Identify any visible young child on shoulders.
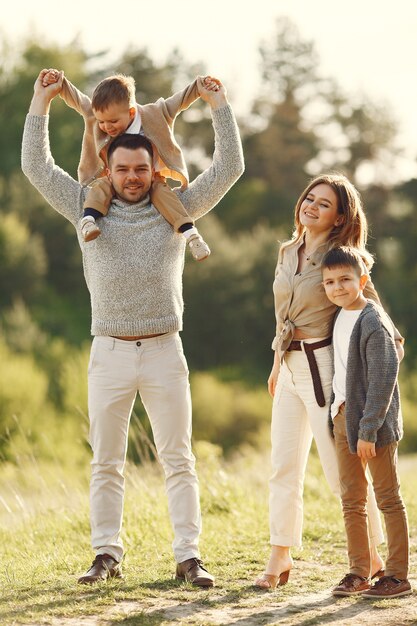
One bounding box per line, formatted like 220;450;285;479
41;68;220;261
321;245;411;599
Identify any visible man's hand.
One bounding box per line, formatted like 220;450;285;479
41;68;61;87
357;438;376;460
29;69;64;115
198;76;228;110
203;75;221;91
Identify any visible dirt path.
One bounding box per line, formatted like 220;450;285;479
47;573;417;626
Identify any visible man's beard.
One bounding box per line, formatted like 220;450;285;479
115;185;149;204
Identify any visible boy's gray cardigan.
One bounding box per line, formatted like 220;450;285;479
329;300;403;453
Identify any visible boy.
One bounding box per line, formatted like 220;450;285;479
42;69;218;260
321;246;411;599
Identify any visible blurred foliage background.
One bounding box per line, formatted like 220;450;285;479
1;16;417;466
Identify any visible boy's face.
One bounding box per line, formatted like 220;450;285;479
93;102;136;137
322;265;368;310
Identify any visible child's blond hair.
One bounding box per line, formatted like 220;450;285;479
91;74;136;111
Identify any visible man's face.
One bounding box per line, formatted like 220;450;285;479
107;147;154;204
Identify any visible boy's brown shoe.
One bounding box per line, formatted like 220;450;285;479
332;573;370;596
362;576;412;598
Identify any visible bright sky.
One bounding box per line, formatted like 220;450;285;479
3;0;417;179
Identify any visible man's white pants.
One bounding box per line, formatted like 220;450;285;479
87;333;201;563
269;342;384;548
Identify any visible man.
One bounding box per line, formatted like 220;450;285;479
22;70;244;587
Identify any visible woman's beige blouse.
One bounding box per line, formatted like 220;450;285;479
272;237;385;359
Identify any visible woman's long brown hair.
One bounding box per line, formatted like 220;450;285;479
286;173;374;268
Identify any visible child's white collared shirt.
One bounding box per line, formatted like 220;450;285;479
125;106;143;135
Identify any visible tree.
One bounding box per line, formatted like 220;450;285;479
0;213;46;307
310;81;400;185
182;215;282;377
0;36;88;188
368;179;417;365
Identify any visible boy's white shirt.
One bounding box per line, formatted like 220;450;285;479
126;106;142;134
126;105;164;174
331;308;363;419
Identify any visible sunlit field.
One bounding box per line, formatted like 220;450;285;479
1;434;416;625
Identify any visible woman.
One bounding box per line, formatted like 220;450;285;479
255;174;404;589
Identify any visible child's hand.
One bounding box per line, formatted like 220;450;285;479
41;68;62;88
203;75;221;92
34;69;64;100
357;439;376;460
198;76;227;110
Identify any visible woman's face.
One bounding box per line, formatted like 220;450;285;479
299;183;342;234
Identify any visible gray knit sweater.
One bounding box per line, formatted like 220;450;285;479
22;105;244;336
329;300;403;453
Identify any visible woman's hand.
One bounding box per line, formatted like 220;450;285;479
267;352;281;398
395;338;405;363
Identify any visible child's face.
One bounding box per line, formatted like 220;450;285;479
322;264;368;310
93;103;135;137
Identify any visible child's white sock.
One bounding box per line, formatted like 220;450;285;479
182;227;199;239
81;215;96;226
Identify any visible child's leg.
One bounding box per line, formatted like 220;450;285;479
151;175;193;232
81;178;113;242
333;408;370;578
368;444;409;580
151;176;210;261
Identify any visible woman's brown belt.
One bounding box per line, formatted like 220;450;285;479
286;337;332;407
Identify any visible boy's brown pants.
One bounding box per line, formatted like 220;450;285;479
83;174;193;231
333;406;409;579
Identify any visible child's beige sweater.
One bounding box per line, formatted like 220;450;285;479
60;76;201;188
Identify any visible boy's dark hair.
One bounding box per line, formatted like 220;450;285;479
107;134;154;164
321;246;367;276
92;74;136;111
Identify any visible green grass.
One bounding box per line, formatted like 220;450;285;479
0;443;416;625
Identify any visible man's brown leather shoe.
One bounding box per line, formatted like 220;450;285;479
175;557;215;588
77;553;122;585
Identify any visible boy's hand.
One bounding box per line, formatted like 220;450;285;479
203;75;221;92
41;68;61;88
198;76;227;110
30;69;64;114
35;69;64;97
357;439;376;460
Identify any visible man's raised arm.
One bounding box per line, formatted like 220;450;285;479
21;70;85;227
176;80;244;220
